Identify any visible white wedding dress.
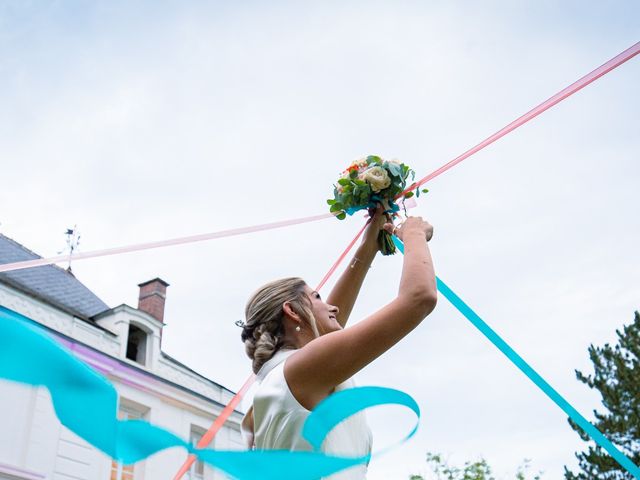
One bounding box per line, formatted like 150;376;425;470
246;349;373;480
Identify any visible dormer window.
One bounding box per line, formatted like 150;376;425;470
126;323;148;365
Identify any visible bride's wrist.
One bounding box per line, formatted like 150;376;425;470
356;243;377;261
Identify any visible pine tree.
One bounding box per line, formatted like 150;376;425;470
564;311;640;479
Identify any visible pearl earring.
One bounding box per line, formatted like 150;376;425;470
295;325;301;332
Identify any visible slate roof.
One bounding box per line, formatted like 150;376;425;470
0;234;239;405
0;234;110;320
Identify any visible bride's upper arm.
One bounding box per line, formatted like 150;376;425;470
284;294;435;409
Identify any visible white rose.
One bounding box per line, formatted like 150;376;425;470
361;166;391;192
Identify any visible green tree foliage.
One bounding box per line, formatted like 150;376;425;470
564;311;640;479
410;452;542;480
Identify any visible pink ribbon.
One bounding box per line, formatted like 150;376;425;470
400;41;640;197
172;374;257;480
0;213;334;273
2;43;638;276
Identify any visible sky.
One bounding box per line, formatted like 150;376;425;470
1;1;639;478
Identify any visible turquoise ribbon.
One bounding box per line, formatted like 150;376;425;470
0;306;419;479
303;386;420;452
392;236;640;479
345;195;401;216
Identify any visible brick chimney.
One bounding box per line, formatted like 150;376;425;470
138;278;169;323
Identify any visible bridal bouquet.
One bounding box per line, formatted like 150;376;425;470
327;155;427;255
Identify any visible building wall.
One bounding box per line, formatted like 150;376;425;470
0;283;244;480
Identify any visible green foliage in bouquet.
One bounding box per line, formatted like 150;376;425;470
327;155;428;255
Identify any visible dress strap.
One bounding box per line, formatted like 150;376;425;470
256;348;297;382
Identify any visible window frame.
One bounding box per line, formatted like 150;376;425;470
110;401;149;480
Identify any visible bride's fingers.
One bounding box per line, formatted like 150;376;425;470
382;223;395;234
366;204;384;220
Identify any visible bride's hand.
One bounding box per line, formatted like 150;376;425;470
383;216;433;242
361;205;386;253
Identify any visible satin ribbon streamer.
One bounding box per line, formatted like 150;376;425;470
1;40;638;478
399;41;640;197
0;213;334;274
392;237;640;479
2;43;637;276
0;306;420;480
173;373;256;480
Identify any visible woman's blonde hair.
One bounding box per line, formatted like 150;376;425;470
241;277;318;373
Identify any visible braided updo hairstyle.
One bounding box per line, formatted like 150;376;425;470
241;277;316;374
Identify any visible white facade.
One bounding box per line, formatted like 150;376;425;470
0;280;244;480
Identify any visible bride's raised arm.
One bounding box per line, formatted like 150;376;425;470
325;206;386;328
286;216;437;410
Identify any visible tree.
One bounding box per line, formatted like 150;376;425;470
410;452;542;480
564;311;640;479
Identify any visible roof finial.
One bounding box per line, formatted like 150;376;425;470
61;226;81;274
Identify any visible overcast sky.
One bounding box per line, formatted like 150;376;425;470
1;1;639;478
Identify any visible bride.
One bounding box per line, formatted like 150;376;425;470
240;207;436;479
